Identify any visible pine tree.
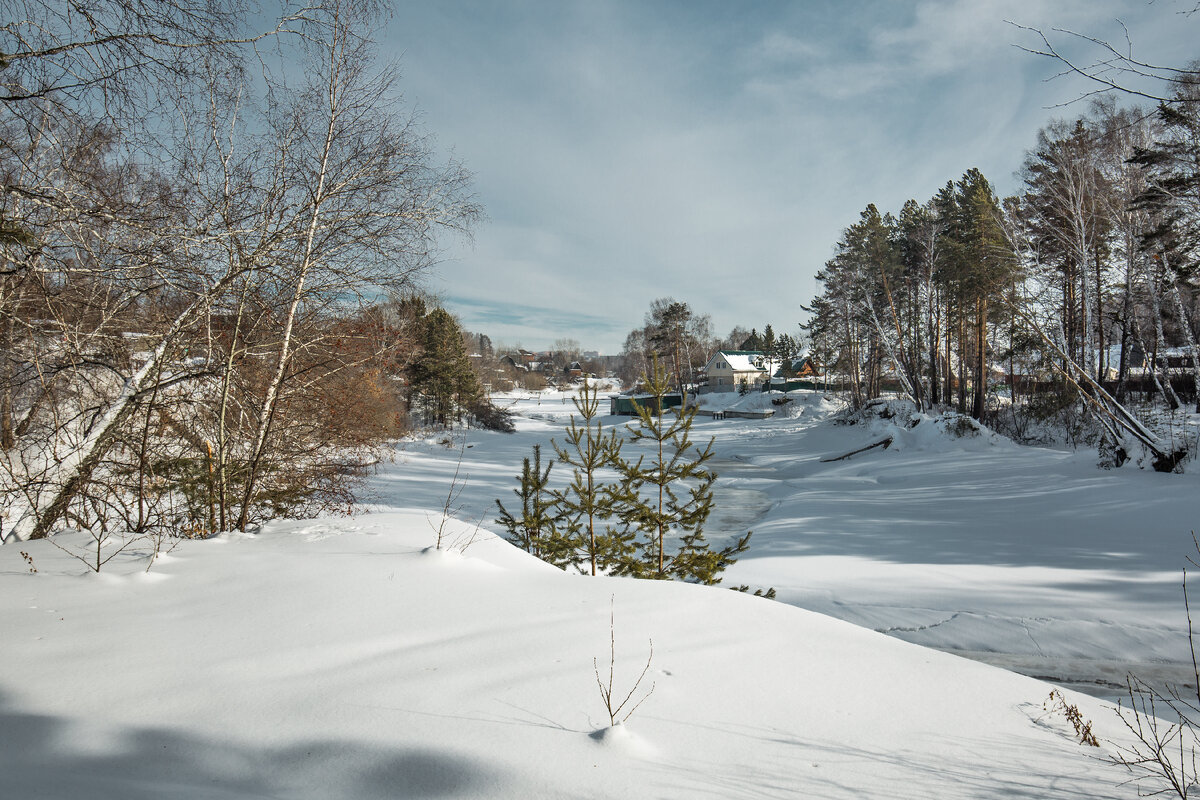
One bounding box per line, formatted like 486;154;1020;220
617;357;750;584
408;304;483;426
763;324;776;356
775;332;796;363
551;378;638;575
945;170;1016;419
494;445;573;566
740;328;764;351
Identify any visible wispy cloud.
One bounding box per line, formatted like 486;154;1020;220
445;296;623;351
389;0;1197;353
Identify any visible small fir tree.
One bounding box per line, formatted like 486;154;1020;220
617;357;750;584
495;445;571;566
551;378;638;575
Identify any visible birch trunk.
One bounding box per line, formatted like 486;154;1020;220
236;19;343;530
19;273;241;539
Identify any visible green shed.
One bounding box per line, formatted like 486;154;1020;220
609;392;684;416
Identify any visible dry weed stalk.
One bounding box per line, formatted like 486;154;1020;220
1045;689;1099;747
594;596;655;728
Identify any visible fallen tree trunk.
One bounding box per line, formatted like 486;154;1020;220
1014;305;1185;472
821;436;893;463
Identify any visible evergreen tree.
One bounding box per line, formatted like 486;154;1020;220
408;303;483;426
551;378;638;575
943;170;1016;419
495;445;571;566
616;357;750;584
740;328;764;351
644;298;700;391
774;332;797;363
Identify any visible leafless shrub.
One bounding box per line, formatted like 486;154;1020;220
44;526;142;573
594;596;655;728
428;435;480;552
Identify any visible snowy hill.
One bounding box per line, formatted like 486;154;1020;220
3;387;1194;797
3;515;1133;798
384;389;1200;698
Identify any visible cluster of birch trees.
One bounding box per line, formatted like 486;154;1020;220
0;1;480;541
806;80;1200;464
620;298;716;391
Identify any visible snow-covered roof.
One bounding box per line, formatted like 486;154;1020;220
713;350;770;373
724;354;763;372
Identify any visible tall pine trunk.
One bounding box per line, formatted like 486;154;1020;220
972;297;987;420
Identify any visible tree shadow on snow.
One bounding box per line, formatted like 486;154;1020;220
0;688;502;799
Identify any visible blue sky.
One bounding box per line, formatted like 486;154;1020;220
382;1;1199;354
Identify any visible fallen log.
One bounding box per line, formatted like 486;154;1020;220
820;436;893;463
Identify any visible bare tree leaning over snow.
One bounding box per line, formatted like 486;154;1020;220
0;1;481;540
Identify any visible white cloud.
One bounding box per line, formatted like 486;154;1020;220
386;0;1199;353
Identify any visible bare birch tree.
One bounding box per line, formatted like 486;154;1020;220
0;1;481;540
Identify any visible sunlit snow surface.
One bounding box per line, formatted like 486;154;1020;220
378;390;1200;698
2;388;1194;798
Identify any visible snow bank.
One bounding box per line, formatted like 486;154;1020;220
1;516;1136;799
696;388;837;418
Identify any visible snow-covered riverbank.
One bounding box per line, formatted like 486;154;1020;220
3;387;1194;797
378;389;1200;699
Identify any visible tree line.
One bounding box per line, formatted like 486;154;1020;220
0;1;486;541
618;298;806;391
805;80;1200;467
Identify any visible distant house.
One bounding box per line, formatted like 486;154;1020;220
704;350;774;392
500;350;553;373
768;353;822;390
780;353;818;379
564;361;584;380
1101;344;1146;379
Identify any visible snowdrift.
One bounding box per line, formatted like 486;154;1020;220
2;515;1137;799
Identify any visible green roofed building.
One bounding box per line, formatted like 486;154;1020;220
609;392;684;416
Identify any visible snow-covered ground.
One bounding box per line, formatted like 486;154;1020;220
382;389;1200;699
2;387;1195;797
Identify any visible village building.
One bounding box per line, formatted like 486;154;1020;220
609;391;685;415
703;350;777;392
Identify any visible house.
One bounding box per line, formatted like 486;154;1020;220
768;353;823;391
703;350;774;392
780;353;819;378
1156;346;1197;372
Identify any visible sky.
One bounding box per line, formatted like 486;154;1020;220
381;1;1200;354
